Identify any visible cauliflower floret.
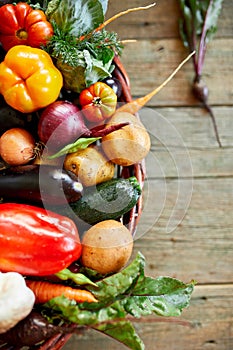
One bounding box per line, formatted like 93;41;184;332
0;272;35;334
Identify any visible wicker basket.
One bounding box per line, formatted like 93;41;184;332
0;55;146;350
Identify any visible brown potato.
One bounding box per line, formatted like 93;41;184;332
102;112;151;166
81;220;134;274
64;145;114;187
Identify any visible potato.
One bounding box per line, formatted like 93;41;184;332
64;145;115;187
81;220;134;274
102;112;151;166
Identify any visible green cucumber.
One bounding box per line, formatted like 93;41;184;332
70;177;141;225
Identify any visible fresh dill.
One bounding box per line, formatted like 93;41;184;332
45;24;123;68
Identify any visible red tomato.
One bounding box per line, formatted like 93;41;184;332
79;82;117;123
0;3;53;51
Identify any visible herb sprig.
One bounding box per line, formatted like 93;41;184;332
45;24;123;68
42;0;123;92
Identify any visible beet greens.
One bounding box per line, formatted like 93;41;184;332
178;0;224;147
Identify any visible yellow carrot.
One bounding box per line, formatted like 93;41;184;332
116;51;195;115
79;3;156;40
95;3;156;32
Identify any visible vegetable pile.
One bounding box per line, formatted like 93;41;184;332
0;1;195;349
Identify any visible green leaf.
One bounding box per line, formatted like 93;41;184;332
123;277;195;317
179;0;193;48
178;0;224;76
46;297;126;325
44;253;195;349
47;0;105;37
55;269;98;287
86;252;145;302
48;137;101;159
99;0;109;14
85;55;114;87
46;298;144;349
204;0;224;43
94;319;145;350
179;0;223;45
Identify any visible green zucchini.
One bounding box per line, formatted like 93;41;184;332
70;177;142;225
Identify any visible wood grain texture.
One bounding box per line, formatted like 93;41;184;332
117;38;233;107
63;286;233;350
64;0;233;349
107;0;233;39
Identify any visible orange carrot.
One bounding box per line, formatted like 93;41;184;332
26;280;98;304
116;51;195;115
79;3;156;41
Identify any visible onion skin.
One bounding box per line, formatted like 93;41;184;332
0;127;35;166
38;101;90;151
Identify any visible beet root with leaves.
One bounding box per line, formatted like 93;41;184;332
178;0;224;147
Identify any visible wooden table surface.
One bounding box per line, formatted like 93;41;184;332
64;1;233;349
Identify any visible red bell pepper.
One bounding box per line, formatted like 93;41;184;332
79;82;117;123
0;203;82;276
0;2;53;51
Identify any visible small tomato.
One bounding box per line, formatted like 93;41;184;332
79;82;117;123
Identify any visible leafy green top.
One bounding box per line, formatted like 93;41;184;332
179;0;224;77
44;253;195;350
43;0;123;92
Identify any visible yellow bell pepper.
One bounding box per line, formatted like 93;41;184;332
0;45;63;113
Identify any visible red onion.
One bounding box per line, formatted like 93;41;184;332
38;101;91;151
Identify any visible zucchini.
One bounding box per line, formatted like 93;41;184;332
70;177;141;225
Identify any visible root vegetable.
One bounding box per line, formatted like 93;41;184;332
0;127;35;165
64;145;115;187
179;0;223;147
102;112;151;166
116;52;195;115
26;280;98;304
81;220;134;275
0;311;63;347
79;3;156;40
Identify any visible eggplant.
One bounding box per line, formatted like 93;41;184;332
0;165;83;205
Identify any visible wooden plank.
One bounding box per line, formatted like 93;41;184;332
106;0;232;39
133;178;233;283
106;0;180;40
145;106;233;149
146;147;233;178
141;106;233;177
117;38;233;107
63;285;233;350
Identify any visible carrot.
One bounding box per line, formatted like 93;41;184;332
116;51;195;115
79;3;156;40
26;280;98;304
94;3;156;33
